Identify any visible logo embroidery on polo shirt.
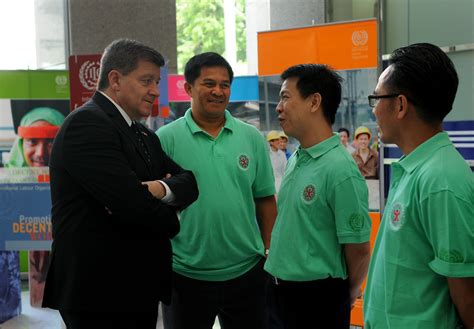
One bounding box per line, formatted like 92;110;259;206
237;154;250;170
302;184;317;203
439;249;464;263
349;213;365;232
389;202;405;231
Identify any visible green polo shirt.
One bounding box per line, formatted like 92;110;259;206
264;134;371;281
157;109;275;281
364;132;474;328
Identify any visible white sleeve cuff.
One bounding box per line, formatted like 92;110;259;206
159;180;176;204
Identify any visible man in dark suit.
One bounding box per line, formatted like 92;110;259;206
42;39;199;329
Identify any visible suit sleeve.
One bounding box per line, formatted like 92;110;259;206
59;109;179;237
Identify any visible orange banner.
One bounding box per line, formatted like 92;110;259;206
350;211;380;327
258;19;377;76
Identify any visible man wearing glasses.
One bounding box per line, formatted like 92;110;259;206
364;43;474;328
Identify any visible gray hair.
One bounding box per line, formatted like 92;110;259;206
97;39;165;90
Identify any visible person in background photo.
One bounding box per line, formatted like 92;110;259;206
352;126;379;179
157;52;276;329
337;127;355;154
5;106;65;307
364;43;474;328
265;64;371;329
6;107;64;168
267;130;287;193
278;131;292;159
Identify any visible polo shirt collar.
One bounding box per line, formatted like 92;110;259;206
299;134;340;159
184;108;234;134
397;132;451;173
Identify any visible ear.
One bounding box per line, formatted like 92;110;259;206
397;94;409;119
310;93;322;113
184;82;193;98
108;70;121;91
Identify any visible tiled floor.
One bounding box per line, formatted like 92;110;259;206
1;291;357;329
0;292;221;329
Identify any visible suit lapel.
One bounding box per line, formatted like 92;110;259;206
92;92;154;175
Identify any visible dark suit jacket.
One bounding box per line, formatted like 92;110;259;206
42;92;198;312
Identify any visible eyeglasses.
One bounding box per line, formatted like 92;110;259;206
368;94;400;108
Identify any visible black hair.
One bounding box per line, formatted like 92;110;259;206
184;52;234;85
281;64;343;124
337;127;350;137
97;39;165;90
386;43;458;123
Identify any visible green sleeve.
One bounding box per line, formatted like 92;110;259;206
331;176;372;244
421;190;474;277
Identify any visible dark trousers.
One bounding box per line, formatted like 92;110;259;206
59;309;158;329
267;277;350;329
265;277;284;329
163;258;267;329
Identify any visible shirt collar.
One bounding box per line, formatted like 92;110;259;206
355;148;377;158
98;90;133;127
298;133;340;159
397;132;452;173
184;108;234;134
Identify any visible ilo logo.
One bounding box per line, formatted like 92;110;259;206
351;30;368;46
55;75;68;86
176;79;185;90
79;60;101;91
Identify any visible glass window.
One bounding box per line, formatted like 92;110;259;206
325;0;377;23
0;0;66;70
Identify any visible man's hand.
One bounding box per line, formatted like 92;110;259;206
142;180;166;199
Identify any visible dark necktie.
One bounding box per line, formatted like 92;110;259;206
131;122;152;164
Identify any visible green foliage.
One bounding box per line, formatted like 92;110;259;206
176;0;246;73
235;0;246;62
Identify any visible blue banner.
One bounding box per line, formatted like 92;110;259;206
230;76;259;102
0;168;53;251
159;64;169;106
0;251;21;323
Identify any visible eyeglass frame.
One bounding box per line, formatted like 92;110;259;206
367;94;400;108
